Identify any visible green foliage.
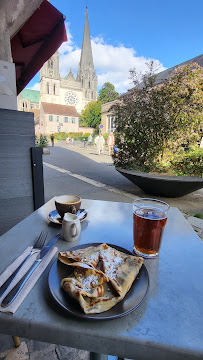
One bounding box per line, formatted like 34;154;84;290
78;136;88;141
53;132;67;140
54;132;84;140
36;135;49;147
79;82;119;129
50;132;95;142
194;213;203;219
98;82;119;104
113;62;203;177
93;129;99;137
79;101;102;128
170;148;203;176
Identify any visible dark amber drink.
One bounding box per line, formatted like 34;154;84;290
133;199;169;258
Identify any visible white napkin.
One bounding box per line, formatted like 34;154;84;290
0;246;58;314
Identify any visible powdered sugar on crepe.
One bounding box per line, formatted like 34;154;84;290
59;243;143;314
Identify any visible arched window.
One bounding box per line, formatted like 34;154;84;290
82;78;84;87
48;59;53;69
47;83;49;94
89;81;91;89
91;91;93;99
53;84;56;95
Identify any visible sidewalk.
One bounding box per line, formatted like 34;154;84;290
66;140;113;164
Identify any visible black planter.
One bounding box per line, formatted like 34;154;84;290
116;167;203;198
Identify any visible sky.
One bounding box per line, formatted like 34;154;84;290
28;0;203;94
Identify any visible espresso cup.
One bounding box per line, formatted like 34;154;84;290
62;213;81;242
55;195;81;218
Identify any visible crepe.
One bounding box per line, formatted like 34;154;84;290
58;243;143;314
58;245;100;268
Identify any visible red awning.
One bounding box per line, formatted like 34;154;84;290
11;0;67;95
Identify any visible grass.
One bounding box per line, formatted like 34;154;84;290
194;213;203;220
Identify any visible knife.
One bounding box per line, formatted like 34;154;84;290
1;233;60;308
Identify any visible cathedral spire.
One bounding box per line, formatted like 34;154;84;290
77;7;95;80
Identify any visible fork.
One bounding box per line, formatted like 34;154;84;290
0;231;47;297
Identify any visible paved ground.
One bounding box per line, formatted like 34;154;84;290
0;140;202;360
45;140;203;216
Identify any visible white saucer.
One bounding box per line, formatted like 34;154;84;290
48;209;88;225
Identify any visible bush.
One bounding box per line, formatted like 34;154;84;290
78;136;88;141
113;62;203;177
53;132;87;141
93;129;99;137
53;132;67;140
170;148;203;176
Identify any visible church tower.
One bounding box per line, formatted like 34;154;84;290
40;51;60;104
33;7;98;113
77;7;98;107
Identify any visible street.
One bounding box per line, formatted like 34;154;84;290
43;141;203;216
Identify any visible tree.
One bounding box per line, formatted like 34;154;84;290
98;82;119;104
113;62;203;176
79;101;101;128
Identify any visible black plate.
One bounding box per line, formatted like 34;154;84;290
48;243;149;320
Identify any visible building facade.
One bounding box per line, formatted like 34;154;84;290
100;100;118;134
40;102;79;135
17;8;97;135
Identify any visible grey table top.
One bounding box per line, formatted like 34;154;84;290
0;198;203;360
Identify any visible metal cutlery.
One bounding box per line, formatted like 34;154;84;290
0;231;47;298
1;233;60;307
77;209;88;221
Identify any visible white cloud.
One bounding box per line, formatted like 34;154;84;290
59;49;81;78
28;22;166;94
58;22;81;78
91;37;166;93
28;82;40;91
58;24;166;94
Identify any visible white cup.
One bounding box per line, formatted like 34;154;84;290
62;213;81;242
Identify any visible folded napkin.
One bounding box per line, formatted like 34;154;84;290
0;246;58;314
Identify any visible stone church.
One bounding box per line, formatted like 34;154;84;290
17;8;98;134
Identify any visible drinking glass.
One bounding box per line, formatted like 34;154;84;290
133;198;169;258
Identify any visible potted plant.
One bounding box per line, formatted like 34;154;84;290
36;134;50;154
112;62;203;197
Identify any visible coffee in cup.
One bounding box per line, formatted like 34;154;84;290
55;195;81;218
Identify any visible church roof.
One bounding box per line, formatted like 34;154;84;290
32;108;40;120
20;89;40;103
41;102;78;116
129;54;203;92
154;53;203;86
65;69;75;81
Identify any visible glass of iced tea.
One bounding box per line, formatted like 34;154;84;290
133;198;169;259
